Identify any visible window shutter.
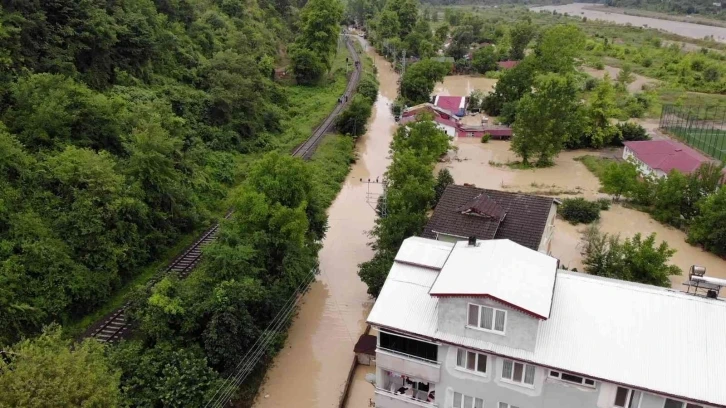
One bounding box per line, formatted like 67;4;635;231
468;304;479;326
502;360;513;379
480;307;493;330
495;310;506;331
524;364;535;385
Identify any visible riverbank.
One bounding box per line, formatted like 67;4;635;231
583;4;726;29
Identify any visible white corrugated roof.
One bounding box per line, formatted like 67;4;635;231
367;237;726;407
395;236;454;270
429;240;557;319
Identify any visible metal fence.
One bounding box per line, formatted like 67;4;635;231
660;104;726;161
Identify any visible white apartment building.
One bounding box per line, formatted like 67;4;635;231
367;237;726;408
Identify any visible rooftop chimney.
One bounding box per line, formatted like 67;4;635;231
468;236;477;246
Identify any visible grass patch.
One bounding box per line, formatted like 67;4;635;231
574;155;613;180
309;134;356;208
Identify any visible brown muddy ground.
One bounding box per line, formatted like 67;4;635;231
434;75;497;97
443;137;726;288
581;65;659;93
253;42;398;408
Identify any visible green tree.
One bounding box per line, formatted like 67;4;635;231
534;24;585;74
688;187;726;256
290;47;327;85
509;20;536;60
602;161;638;201
585;75;621;148
295;0;344;69
336;95;373;137
400;59;450;104
511;73;584;166
358;250;395;297
391;116;451;161
357;76;379;102
0;326;121;407
617;63;635;85
482;57;537;123
582;227;681;287
109;341;223;408
434;168;454;204
472;46;497;74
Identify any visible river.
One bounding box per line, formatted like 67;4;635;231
253;39;399;408
532;3;726;42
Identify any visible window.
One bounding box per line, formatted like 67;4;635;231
614;387;642;408
456;348;487;374
467;303;506;334
548;370;596;387
379;331;438;362
499;403;520;408
663;399;703;408
501;359;535;386
453;392;483;408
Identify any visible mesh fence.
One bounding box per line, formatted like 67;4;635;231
659;104;726;162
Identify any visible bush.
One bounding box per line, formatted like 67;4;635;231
357;76;379;102
335;94;373;137
584;77;599;91
559;198;601;224
597;198;611;210
615;122;650;144
594;61;605;70
480;133;490;143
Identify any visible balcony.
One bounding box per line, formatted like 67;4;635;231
376;348;441;383
375;388;437;408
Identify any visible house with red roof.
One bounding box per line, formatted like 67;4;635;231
497;60;520;70
433;95;467;117
623;140;716;178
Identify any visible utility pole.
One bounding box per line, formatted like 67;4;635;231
402;49;407;76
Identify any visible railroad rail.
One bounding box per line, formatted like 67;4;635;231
83;35;362;343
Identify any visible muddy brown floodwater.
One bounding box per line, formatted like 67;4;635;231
443;138;726;288
253;39;398;408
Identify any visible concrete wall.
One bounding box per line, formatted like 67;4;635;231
436;297;540;352
538;203;558;254
435;123;456;137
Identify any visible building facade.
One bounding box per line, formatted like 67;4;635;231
368;238;725;408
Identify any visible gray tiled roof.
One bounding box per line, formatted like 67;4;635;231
422;185;555;250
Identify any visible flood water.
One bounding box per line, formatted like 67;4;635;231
253;39;398;408
532;3;726;42
443;138;726;288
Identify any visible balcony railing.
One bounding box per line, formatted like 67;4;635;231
376;348;441;384
375;388;437;408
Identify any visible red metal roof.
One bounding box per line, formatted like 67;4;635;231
498;60;520;69
623;140;712;174
434;116;458;128
435;96;465;114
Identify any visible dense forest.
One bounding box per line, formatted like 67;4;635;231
0;0;356;405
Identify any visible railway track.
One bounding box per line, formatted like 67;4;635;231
84;35;362;343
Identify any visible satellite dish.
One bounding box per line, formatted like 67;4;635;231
365;373;376;384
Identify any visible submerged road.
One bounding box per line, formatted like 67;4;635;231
253;36;400;408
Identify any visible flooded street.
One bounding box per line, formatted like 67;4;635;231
532;3;726;42
444;138;726;288
434;75;497;96
254;42;398;408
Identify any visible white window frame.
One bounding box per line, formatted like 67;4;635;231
455;348;488;376
614;386;643;408
499;403;520;408
501;359;536;388
453;391;484;408
467;303;507;335
663;398;704;408
548;370;596;388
